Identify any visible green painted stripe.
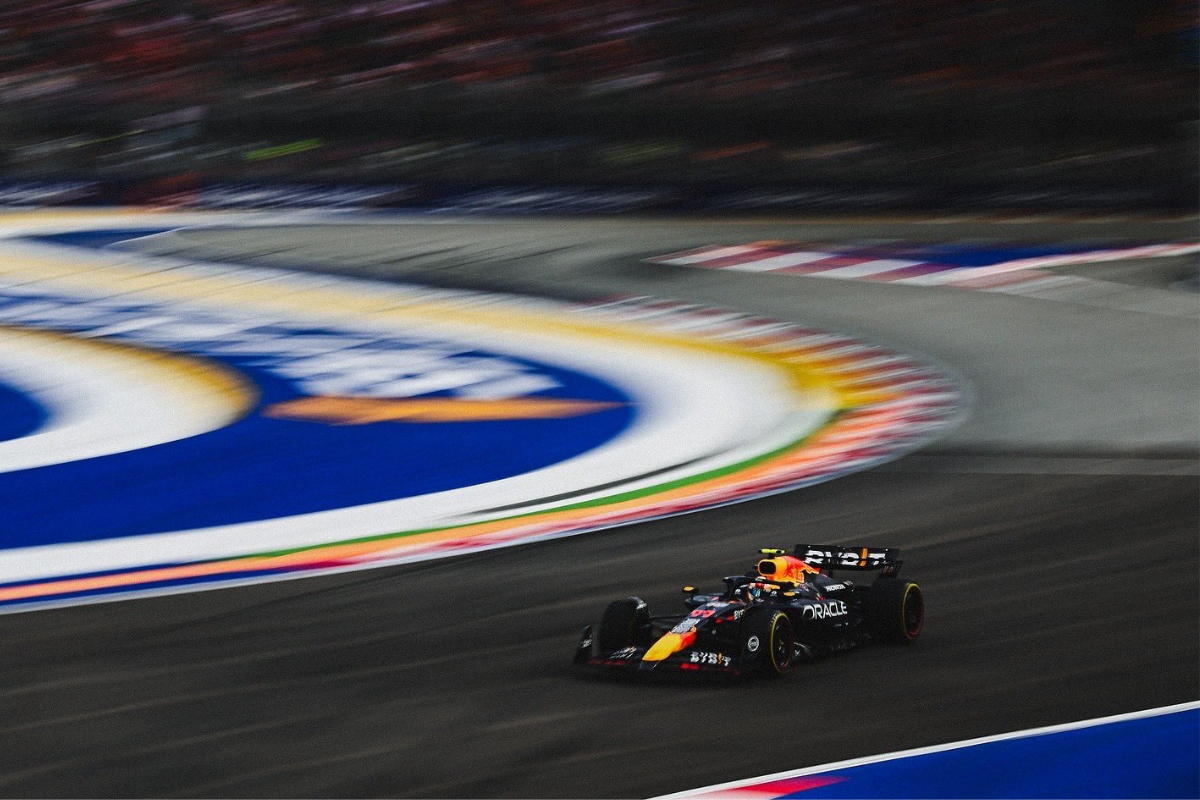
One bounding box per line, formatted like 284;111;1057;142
240;409;845;562
10;395;848;589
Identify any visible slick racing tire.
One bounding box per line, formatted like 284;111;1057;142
741;610;794;677
866;579;924;644
597;597;652;653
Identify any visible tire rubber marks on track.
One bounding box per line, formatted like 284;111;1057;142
883;452;1200;476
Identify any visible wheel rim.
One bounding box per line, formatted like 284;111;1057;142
903;586;924;638
771;616;793;670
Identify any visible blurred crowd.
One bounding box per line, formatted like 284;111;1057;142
3;0;1192;107
1;0;1196;198
7;131;1186;192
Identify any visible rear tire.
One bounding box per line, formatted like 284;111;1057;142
866;580;924;644
597;597;651;653
741;610;794;677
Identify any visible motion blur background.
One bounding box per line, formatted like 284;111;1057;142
3;0;1197;212
0;5;1197;797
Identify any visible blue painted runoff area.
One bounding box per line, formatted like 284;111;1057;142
0;288;634;551
31;228;177;250
828;241;1133;268
777;707;1199;799
0;380;47;443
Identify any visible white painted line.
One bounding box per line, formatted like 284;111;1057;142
0;236;842;583
810;259;923;279
723;252;835;272
0;211;965;613
956;243;1200;282
0;328;246;472
655;246;760;265
652;701;1200;799
0;318;829;583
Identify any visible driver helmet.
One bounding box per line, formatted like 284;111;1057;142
745;581;775;601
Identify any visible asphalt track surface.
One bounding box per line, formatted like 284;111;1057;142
0;217;1197;798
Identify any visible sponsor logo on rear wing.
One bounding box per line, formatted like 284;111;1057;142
794;544;903;576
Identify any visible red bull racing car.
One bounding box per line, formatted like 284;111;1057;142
573;544;924;678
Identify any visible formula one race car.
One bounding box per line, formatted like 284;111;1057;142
573;544;924;678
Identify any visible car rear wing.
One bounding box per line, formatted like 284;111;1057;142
794;544;903;577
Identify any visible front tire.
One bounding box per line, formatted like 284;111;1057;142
742;610;794;677
866;580;924;644
597;597;651;653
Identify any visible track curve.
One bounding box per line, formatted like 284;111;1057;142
0;216;1195;798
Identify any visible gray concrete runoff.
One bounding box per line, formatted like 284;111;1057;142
128;216;1200;456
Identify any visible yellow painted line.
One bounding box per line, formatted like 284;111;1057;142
0;351;904;605
0;396;912;606
0;248;849;409
0;324;255;413
0;212;965;610
0;220;936;605
4;421;900;600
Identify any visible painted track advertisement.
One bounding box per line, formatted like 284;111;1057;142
0;211;963;611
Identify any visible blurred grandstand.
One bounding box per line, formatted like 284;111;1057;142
2;0;1197;211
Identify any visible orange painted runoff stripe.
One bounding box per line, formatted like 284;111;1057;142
0;406;905;604
264;396;624;424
